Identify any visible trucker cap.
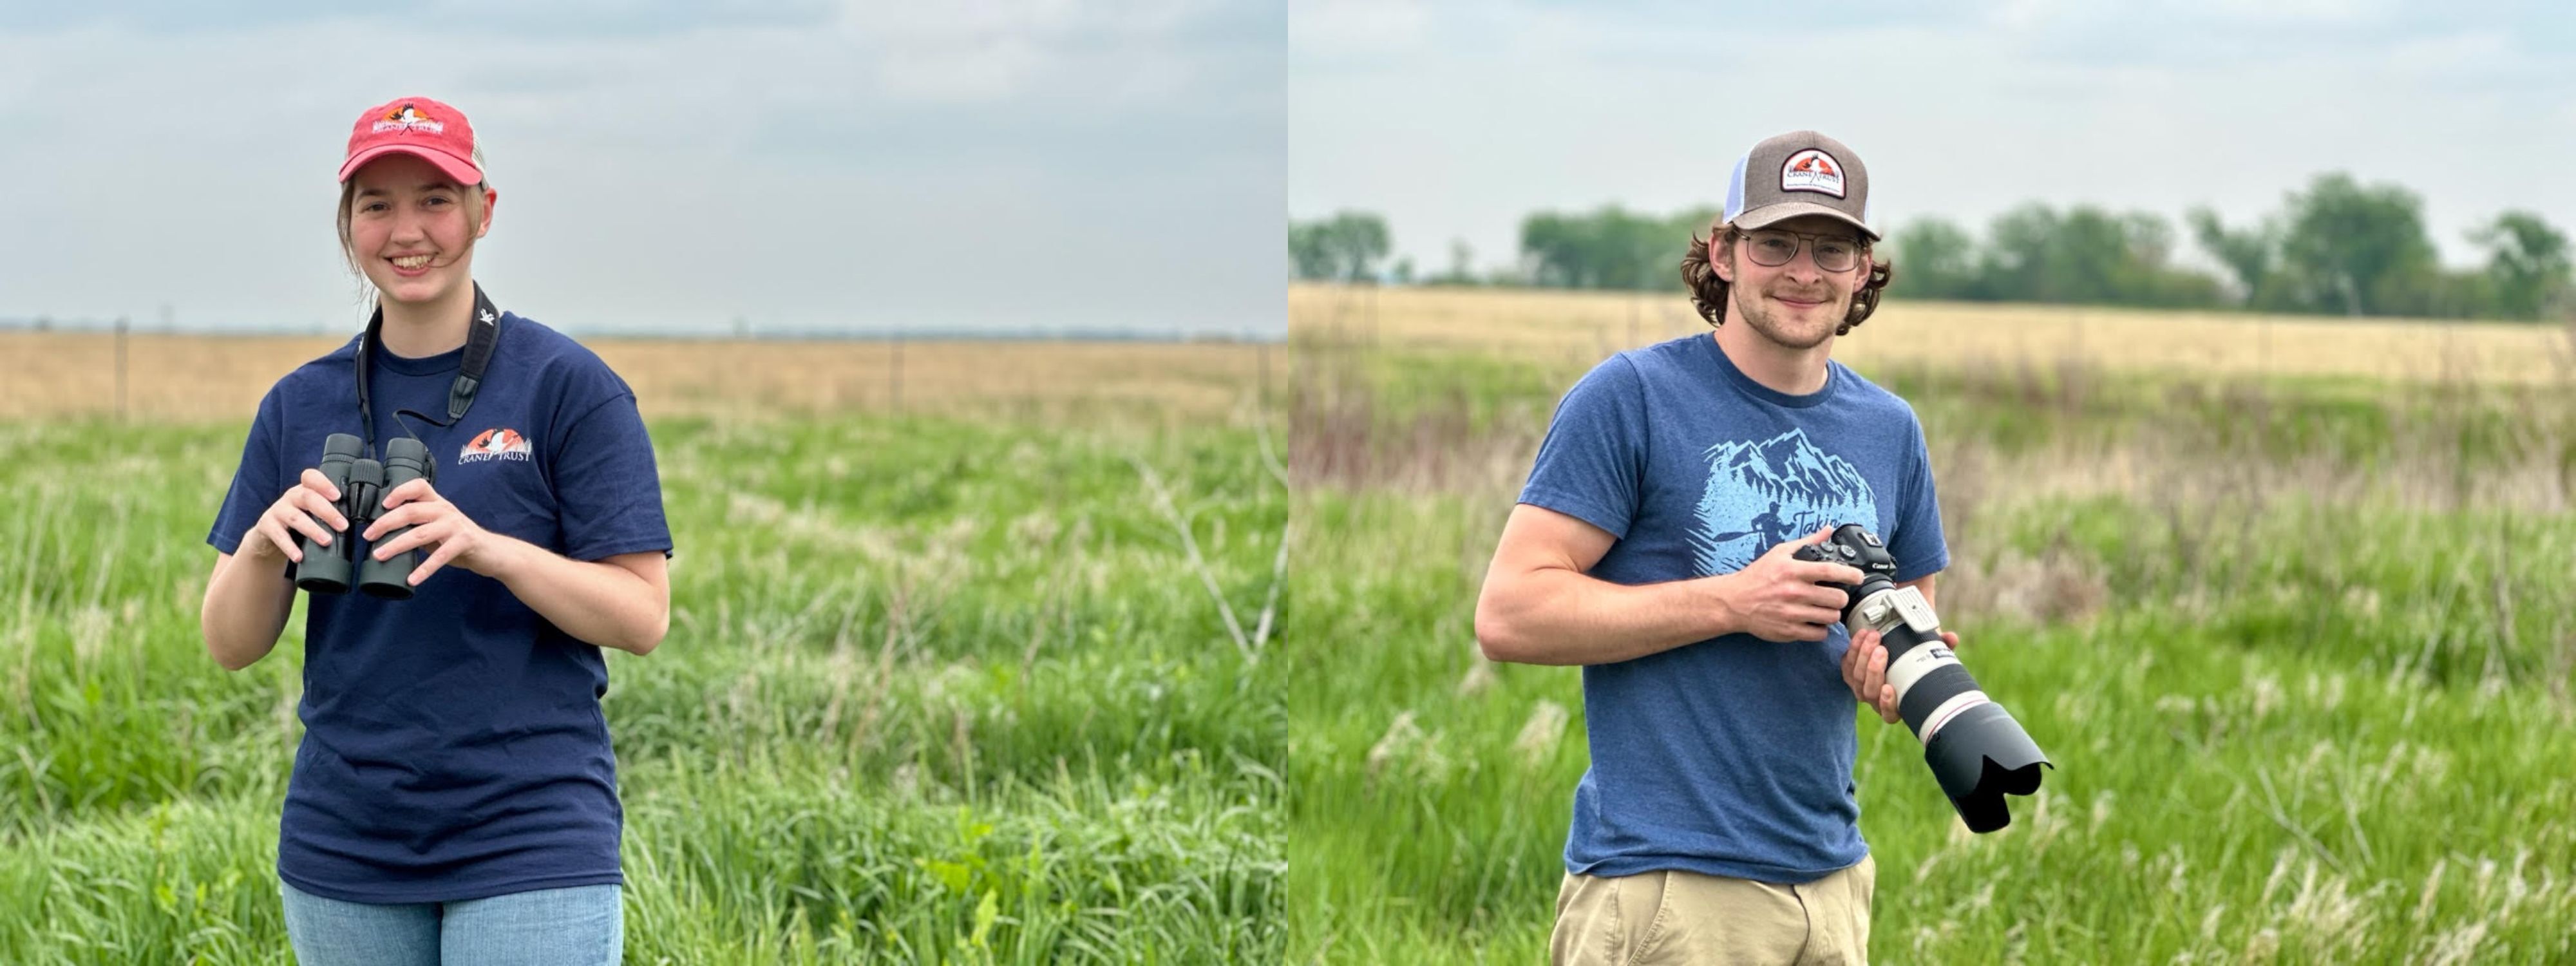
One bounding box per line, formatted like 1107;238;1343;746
1723;129;1875;240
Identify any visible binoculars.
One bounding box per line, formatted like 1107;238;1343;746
1795;524;2052;833
294;433;431;600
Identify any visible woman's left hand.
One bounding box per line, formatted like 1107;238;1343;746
363;479;508;585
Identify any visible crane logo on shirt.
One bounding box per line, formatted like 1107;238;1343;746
1691;428;1877;575
459;428;533;464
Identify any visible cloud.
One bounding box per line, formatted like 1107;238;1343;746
1290;0;1432;59
0;1;837;39
1289;1;2576;273
0;1;1285;337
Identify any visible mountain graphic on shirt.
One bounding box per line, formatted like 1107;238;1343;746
1691;428;1878;575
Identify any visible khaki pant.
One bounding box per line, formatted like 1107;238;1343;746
1549;855;1875;965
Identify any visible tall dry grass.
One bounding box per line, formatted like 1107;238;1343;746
1292;283;2576;386
1285;286;2576;963
0;332;1274;424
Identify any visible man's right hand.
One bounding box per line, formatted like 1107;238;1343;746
242;469;348;565
1718;526;1865;642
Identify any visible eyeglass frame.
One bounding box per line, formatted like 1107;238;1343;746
1728;227;1869;272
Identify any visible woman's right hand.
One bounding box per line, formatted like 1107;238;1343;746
241;469;350;564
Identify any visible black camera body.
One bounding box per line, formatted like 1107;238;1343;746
292;433;431;600
1795;524;2052;833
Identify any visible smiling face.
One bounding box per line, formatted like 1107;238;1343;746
1712;214;1871;351
338;153;495;309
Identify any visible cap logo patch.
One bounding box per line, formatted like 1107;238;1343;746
373;103;446;135
1779;149;1846;198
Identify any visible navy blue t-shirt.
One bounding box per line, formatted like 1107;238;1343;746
1518;332;1947;884
206;314;672;904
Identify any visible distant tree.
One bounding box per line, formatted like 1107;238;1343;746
1662;205;1722;286
2186;207;2284;309
1288;211;1392;283
1521;211;1627;288
1889;218;1979;300
1424;239;1481;287
1958;204;2223;308
1289;221;1333;281
1329;213;1392;282
2275;173;2439;317
1520;205;1694;290
1976;204;2060;302
2472;211;2571;321
1390;257;1416;286
2431;269;2501;321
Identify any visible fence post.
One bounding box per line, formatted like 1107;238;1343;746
115;316;129;421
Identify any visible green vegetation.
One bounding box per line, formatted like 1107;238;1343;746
1300;173;2576;323
0;414;1286;963
1286;333;2576;963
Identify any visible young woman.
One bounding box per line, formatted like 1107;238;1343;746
198;96;671;965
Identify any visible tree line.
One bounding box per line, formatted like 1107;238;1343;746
1291;173;2573;321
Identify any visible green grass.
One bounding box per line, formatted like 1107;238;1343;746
0;413;1286;963
14;338;2576;963
1285;345;2576;964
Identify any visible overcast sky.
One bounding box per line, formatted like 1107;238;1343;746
1;1;1284;337
1291;0;2576;276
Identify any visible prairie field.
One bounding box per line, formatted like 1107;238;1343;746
1286;284;2576;963
0;332;1274;424
10;299;2576;963
1291;283;2576;386
0;335;1287;963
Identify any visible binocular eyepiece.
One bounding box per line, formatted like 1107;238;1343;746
294;433;432;600
1794;524;2053;833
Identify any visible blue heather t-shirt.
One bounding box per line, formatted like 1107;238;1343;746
1519;332;1947;884
206;314;672;904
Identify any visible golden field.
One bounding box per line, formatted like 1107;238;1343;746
0;332;1273;422
1292;283;2576;384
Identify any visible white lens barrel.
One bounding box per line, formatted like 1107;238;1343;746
1852;585;1988;746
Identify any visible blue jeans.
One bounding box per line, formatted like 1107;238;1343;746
279;880;623;966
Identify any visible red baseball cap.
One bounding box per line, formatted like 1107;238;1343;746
338;96;482;185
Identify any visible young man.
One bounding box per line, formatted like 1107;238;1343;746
1474;130;1956;965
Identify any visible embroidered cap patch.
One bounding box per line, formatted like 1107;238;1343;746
1779;149;1846;198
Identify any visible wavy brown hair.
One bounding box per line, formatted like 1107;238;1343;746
1680;225;1895;335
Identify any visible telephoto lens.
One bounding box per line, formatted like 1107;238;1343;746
357;437;431;600
1795;524;2052;833
293;434;366;594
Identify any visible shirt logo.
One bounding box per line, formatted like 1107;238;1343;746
459;427;533;463
372;103;446;135
1691;428;1877;576
1779;149;1846;198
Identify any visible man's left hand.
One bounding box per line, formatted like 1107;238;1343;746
1843;628;1961;724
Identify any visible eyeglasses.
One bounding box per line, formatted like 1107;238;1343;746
1738;229;1864;272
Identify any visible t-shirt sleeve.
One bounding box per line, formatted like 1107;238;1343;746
1890;417;1949;582
1516;355;1649;540
547;364;673;562
207;386;288;556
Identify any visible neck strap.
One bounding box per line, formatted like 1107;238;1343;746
356;284;502;457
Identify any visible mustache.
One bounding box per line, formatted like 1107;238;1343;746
1764;285;1839;301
